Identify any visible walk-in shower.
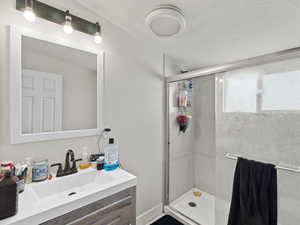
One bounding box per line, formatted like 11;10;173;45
164;48;300;225
165;75;216;225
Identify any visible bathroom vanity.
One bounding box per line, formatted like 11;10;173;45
0;168;137;225
5;25;137;225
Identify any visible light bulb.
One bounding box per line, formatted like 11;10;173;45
23;6;36;22
63;21;73;34
94;32;102;44
63;10;73;34
94;22;103;44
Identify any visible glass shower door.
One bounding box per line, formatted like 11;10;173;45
167;76;216;225
215;57;300;225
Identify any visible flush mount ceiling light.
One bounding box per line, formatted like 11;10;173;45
23;0;36;22
146;5;186;37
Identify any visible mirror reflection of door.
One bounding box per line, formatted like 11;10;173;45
22;69;63;134
21;35;98;134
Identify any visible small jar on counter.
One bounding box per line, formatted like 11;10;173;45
32;159;49;182
96;156;105;171
79;149;90;170
89;154;104;169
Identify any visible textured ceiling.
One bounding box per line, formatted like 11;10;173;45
76;0;300;72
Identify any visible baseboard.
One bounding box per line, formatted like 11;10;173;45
136;203;163;225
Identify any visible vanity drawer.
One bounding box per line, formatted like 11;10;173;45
41;187;136;225
66;198;132;225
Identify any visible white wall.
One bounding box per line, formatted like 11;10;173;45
0;0;164;217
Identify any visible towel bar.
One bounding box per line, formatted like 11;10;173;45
225;153;300;173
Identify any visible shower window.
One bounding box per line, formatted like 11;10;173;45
223;72;259;113
261;70;300;111
223;69;300;113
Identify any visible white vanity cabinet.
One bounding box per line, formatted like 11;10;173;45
41;187;136;225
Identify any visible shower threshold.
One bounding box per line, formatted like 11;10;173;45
166;188;215;225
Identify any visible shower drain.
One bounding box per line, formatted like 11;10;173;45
188;202;197;207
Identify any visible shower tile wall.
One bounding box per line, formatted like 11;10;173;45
169;82;195;202
168;76;216;203
192;76;216;195
215;59;300;225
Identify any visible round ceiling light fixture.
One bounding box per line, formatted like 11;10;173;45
146;5;186;37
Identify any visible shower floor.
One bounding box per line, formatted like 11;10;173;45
170;188;215;225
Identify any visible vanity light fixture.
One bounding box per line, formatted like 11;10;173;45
63;10;73;34
17;0;103;41
23;0;36;22
94;22;102;44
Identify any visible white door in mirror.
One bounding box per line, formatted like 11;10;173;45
22;69;63;133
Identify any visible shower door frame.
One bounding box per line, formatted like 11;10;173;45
164;46;300;214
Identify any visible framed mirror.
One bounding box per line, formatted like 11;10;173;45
9;26;104;144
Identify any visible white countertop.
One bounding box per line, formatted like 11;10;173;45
0;168;137;225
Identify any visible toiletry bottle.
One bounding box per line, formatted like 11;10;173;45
178;89;188;107
90;154;104;169
25;157;32;184
96;156;105;171
104;138;119;171
79;147;90;169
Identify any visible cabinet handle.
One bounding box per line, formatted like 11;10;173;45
66;196;132;225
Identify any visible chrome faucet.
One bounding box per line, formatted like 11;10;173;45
51;149;82;177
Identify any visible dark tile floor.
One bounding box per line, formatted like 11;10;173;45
150;215;183;225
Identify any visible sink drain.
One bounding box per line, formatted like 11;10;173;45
68;192;77;196
188;202;197;207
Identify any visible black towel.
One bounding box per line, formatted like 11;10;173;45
227;157;277;225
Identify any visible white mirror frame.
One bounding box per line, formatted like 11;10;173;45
9;25;104;144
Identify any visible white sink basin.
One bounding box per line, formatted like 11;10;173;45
0;168;137;225
31;169;115;200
